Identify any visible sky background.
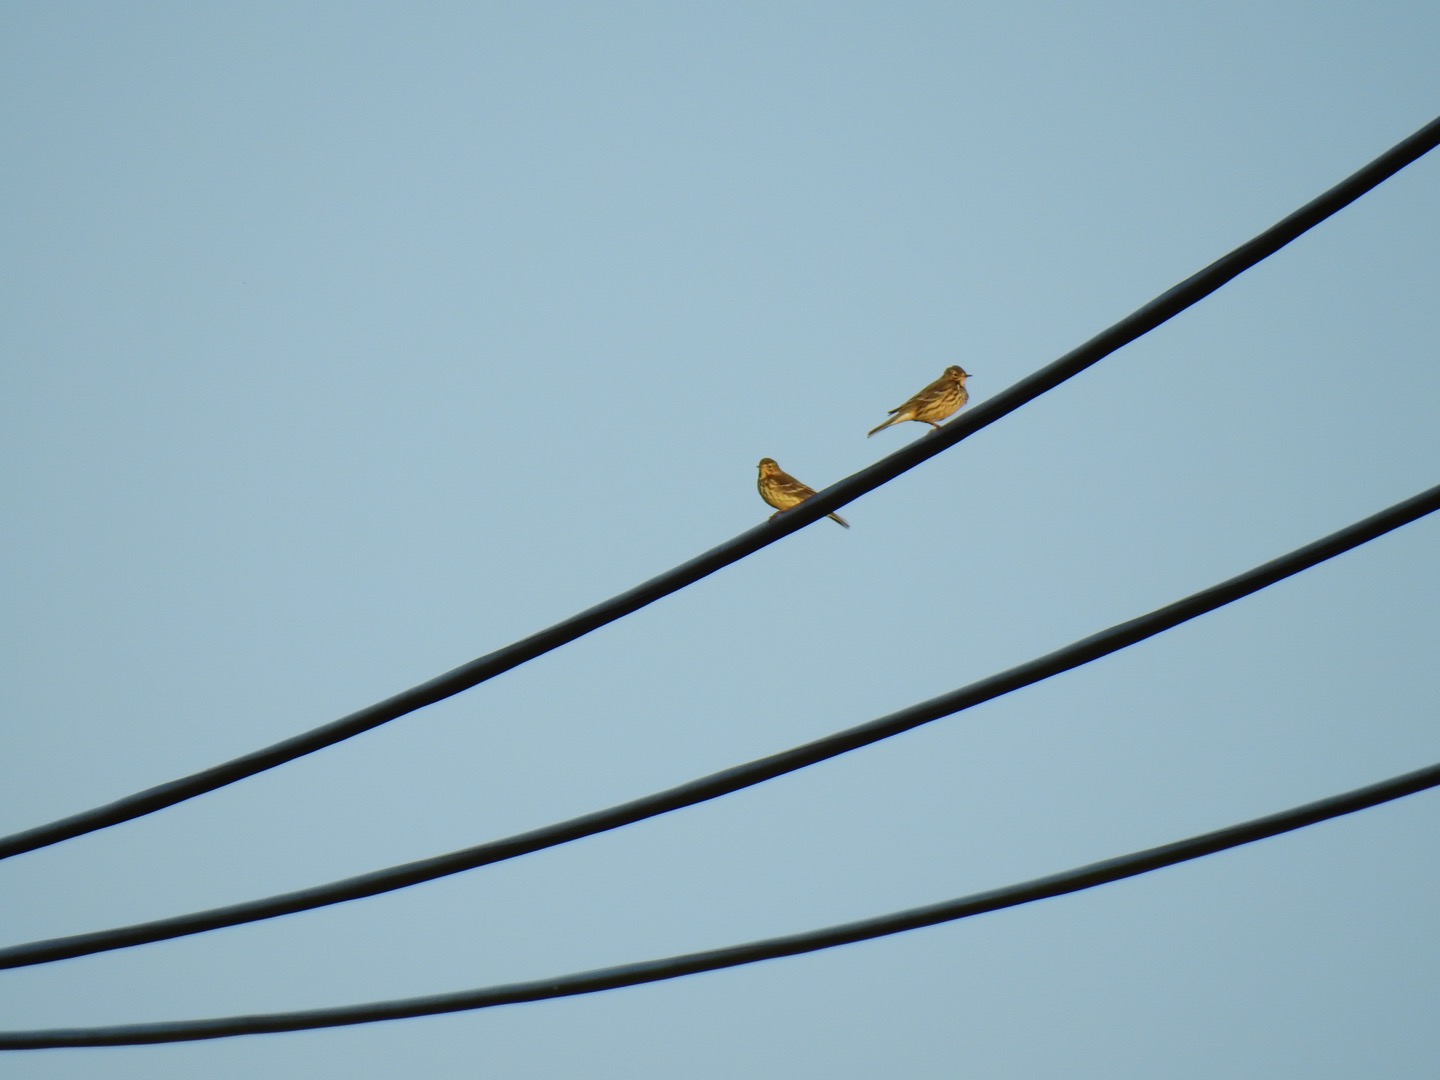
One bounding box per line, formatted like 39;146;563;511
2;2;1437;1076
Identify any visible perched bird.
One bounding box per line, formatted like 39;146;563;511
867;365;971;437
756;457;849;528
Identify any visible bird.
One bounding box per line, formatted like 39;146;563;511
756;458;849;528
867;365;970;437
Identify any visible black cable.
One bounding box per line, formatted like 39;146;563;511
3;115;1437;864
4;760;1435;1050
3;483;1434;971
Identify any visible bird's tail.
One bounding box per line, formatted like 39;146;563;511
827;512;850;529
866;413;901;437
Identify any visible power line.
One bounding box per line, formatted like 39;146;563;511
3;483;1433;971
3;116;1437;863
3;759;1435;1050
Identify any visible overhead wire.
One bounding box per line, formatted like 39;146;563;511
3;113;1438;863
2;482;1434;971
3;759;1436;1049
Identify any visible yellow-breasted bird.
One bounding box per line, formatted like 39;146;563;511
756;458;849;528
867;365;970;437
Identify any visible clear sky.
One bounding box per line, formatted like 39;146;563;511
2;2;1437;1076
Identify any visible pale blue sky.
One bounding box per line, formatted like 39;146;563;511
2;3;1437;1077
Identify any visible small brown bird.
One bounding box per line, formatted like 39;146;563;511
867;365;971;437
756;458;849;528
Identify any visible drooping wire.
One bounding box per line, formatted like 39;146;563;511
3;483;1434;971
3;115;1437;863
4;760;1435;1050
